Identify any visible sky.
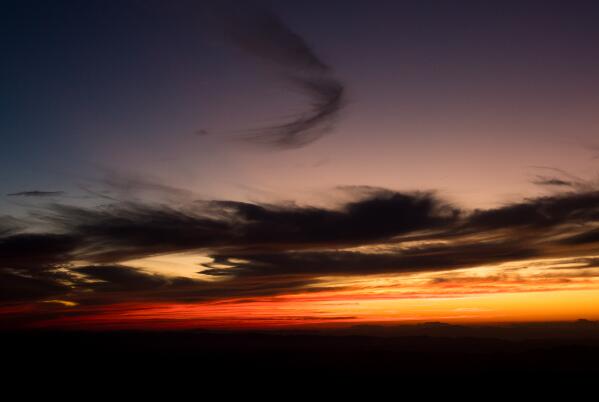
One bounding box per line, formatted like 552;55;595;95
3;0;599;329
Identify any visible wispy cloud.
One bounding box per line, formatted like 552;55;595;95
216;4;345;149
7;191;65;197
531;176;574;187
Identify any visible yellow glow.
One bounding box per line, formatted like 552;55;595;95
43;300;78;307
121;253;213;279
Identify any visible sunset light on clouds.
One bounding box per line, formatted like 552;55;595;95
3;0;599;339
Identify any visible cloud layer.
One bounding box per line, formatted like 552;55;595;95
2;185;599;311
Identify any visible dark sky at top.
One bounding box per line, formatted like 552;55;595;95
3;1;599;211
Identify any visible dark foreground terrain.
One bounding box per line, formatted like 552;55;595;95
4;322;599;386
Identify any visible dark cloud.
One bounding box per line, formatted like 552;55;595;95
532;176;574;187
75;265;197;293
4;185;599;306
6;191;65;197
529;167;594;192
241;77;344;148
0;272;71;303
44;202;234;262
0;188;458;304
218;4;345;149
0;233;80;303
221;189;455;247
0;234;79;271
71;264;322;304
467;191;599;229
42;189;455;262
202;242;538;277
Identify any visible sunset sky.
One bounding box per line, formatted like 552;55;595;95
3;0;599;330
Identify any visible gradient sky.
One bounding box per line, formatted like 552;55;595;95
3;0;599;329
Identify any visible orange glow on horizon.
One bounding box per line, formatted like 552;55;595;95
10;286;599;330
5;255;599;330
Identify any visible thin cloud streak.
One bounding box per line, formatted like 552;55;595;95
216;3;345;149
6;191;65;197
